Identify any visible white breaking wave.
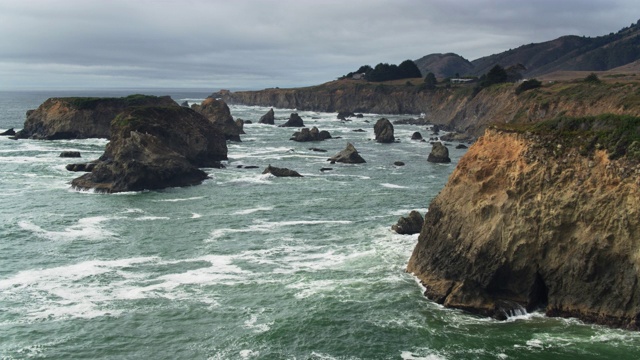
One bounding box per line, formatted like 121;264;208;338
400;351;447;360
381;183;409;189
18;216;118;241
231;206;274;215
155;196;205;202
0;255;251;321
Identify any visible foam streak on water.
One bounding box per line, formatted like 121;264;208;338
1;90;639;359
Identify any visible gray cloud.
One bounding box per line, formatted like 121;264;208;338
0;0;638;90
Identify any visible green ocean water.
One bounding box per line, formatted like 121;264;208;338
1;90;639;359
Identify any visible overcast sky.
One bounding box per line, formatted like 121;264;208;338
1;0;638;91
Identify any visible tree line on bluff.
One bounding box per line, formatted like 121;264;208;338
339;58;544;95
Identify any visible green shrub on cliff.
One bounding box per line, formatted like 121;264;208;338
67;94;162;110
532;114;640;161
515;79;542;95
584;73;601;83
424;72;437;90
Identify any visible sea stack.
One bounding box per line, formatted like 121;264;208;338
191;98;243;141
374;118;395;143
71;106;227;193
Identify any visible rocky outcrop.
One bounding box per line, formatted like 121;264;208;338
262;165;303;177
14;95;177;140
279;113;304;127
66;162;96;172
259;108;275;124
1;128;16;136
191;98;242;141
337;111;355;120
392;210;424;235
290;127;331;142
328;143;366;164
427;142;451;163
59;151;81;158
71;106;227;193
411;132;423;140
374;118;395;143
407;128;640;329
235;119;246;134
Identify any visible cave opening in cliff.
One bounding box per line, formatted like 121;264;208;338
528;272;549;312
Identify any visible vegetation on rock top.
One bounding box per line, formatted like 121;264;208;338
497;113;640;162
64;94;165;110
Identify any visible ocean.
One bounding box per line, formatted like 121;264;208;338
1;90;639;359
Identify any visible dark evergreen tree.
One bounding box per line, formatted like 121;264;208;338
485;65;508;85
424;72;437;90
397;60;422;78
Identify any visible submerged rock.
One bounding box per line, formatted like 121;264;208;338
262;165;303;177
427;142;451;163
328;143;366;164
59;151;81;158
309;148;327;152
71;106;227;193
0;128;16;136
66;162;96;172
290;127;332;142
374;118;394;143
337;111;355;120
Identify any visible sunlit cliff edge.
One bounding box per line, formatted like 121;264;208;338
407;126;640;329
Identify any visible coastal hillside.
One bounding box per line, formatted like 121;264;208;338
414;20;640;79
217;76;640;138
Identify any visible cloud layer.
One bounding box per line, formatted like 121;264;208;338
1;0;638;90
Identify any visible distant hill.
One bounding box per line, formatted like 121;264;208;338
413;53;474;79
415;20;640;79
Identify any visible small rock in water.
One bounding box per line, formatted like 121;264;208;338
262;164;303;177
0;128;16;136
427;142;451;163
60;151;81;158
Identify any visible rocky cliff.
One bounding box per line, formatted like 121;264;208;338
191;98;243;141
406;124;640;329
215;80;640;138
71;106;227;193
15;95;177;140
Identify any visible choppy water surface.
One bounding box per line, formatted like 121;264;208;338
1;90;639;359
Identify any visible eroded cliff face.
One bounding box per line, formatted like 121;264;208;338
216;81;640;138
16;95;177;140
406;129;640;329
191;98;243;141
